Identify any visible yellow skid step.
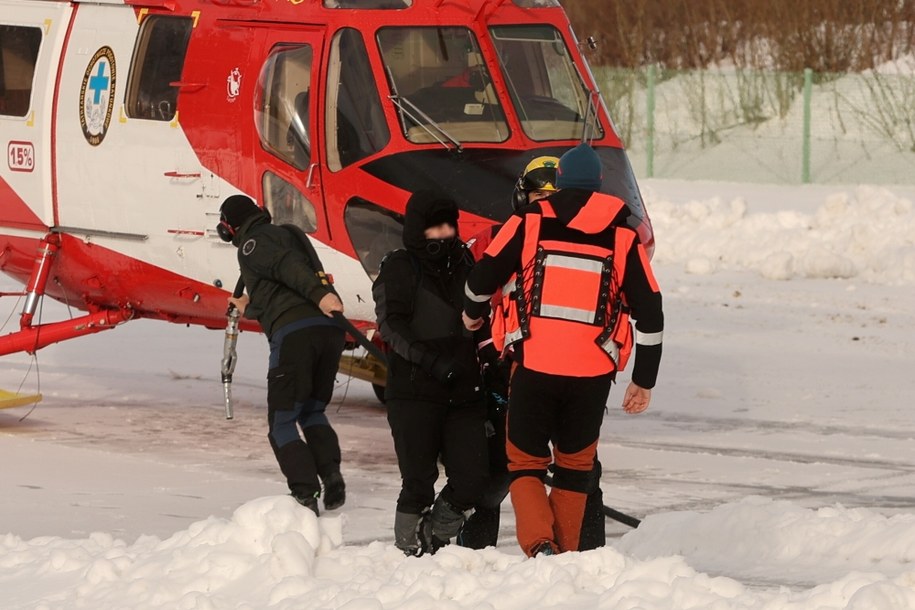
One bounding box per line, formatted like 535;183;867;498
0;389;42;410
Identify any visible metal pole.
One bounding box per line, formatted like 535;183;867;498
802;67;813;184
220;277;245;420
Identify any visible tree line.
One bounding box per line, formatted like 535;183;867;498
562;0;915;72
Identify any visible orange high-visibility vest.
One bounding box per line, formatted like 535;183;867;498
494;197;635;377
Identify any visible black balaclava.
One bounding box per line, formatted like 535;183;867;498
218;195;264;242
402;190;460;266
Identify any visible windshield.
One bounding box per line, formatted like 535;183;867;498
490;25;603;141
377;27;509;144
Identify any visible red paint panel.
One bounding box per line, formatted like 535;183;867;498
0;176;46;230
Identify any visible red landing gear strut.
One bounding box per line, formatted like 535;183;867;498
0;234;133;357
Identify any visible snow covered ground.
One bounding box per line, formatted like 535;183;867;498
2;180;915;609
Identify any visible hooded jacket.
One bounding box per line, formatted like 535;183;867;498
233;214;334;338
372;195;488;405
464;189;664;387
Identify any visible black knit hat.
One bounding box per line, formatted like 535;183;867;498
220;195;263;231
556;144;603;191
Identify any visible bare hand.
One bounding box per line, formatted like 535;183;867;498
228;295;249;316
463;311;484;331
621;382;651;414
318;293;344;317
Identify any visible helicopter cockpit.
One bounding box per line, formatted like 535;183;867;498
377;24;601;146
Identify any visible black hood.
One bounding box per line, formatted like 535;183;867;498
402;190;459;252
231;213;270;248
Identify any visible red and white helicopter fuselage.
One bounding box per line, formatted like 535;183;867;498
0;0;652;359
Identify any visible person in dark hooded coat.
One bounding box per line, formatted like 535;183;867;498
372;191;490;556
217;195;347;516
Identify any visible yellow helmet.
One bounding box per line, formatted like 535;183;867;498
513;156;560;210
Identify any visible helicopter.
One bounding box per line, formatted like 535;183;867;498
0;0;653;406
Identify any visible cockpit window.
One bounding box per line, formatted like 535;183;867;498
255;44;313;169
490;25;603;141
377;27;509;145
344;198;404;280
325;29;391;171
324;0;411;8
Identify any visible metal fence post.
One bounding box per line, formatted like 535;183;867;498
802;68;813;184
647;64;656;178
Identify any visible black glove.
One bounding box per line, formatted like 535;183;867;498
478;343;500;371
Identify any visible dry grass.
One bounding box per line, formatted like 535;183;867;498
562;0;915;71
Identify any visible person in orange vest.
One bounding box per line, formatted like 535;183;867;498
462;144;664;557
459;156;609;551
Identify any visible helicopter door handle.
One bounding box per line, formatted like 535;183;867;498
306;163;318;189
164;171;202;179
169;81;207;92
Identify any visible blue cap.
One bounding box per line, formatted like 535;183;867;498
556;144;603;191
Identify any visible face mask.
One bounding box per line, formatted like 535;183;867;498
422;237;458;260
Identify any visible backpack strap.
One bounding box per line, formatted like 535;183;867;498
280;224;337;295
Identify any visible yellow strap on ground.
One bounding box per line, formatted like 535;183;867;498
0;389;42;410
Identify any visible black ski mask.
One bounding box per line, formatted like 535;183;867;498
402;191;461;263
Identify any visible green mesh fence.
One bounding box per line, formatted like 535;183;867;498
594;66;915;185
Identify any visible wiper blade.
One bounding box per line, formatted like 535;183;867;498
389;94;462;151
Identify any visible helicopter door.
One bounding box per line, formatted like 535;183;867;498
251;28;330;240
1;2;70;230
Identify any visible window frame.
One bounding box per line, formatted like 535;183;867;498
0;24;43;118
324;28;391;172
376;25;511;145
489;24;604;142
255;43;315;170
124;15;193;122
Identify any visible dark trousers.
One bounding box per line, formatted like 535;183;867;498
267;322;345;498
458;409;607;551
506;366;613;555
387;398;489;515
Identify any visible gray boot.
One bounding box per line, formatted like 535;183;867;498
394;511;424;556
430;496;471;550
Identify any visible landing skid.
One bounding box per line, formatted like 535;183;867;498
0;388;42;410
0;234;133;357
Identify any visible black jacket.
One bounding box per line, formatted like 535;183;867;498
372;193;494;404
373;236;488;405
233;215;334;338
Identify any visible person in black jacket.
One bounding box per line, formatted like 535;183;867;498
218;195;346;516
372;191;490;556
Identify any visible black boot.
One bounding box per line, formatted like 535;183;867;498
291;491;320;516
428;495;470;553
322;470;346;511
457;505;500;549
394;510;424;556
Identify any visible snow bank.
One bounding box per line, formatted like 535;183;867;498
5;496;915;609
619;496;915;584
646;185;915;285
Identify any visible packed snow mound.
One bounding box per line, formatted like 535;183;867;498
5;496;915;609
618;496;915;585
646;186;915;285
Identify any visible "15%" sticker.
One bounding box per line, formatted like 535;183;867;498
8;141;35;173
